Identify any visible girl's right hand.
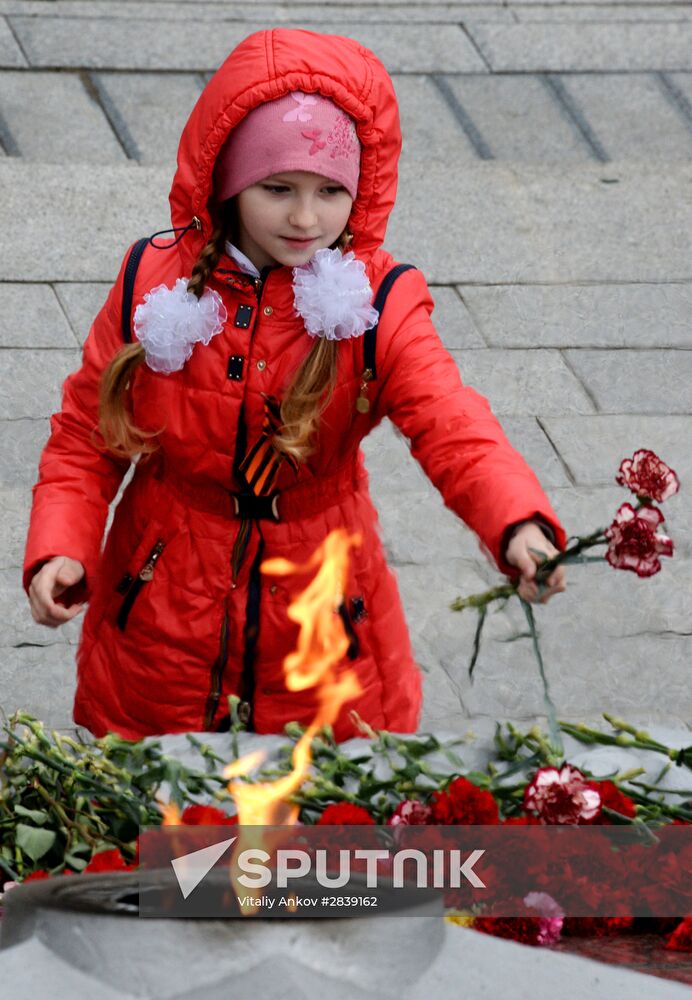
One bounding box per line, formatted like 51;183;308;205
28;556;86;627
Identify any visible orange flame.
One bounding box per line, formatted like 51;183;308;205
158;800;181;826
224;528;363;827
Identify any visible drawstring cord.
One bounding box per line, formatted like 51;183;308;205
149;216;202;249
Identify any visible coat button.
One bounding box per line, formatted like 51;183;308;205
256;359;266;371
263;305;273;316
269;584;277;594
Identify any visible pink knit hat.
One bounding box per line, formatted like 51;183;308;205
214;91;361;201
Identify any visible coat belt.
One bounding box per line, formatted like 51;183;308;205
162;459;367;522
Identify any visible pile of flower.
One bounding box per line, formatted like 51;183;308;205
0;711;689;955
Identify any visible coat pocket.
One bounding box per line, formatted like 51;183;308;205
115;536;166;632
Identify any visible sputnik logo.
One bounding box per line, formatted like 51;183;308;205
170;838;487;896
171;837;237;899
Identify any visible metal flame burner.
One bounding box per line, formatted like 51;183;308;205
1;869;444;999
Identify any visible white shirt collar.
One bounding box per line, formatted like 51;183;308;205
224;240;261;279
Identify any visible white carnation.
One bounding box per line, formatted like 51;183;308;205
292;248;379;341
133;278;228;374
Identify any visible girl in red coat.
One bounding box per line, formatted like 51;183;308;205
24;29;567;741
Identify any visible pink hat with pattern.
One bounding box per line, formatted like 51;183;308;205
214;91;361;201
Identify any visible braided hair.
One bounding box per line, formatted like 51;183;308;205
98;213;228;458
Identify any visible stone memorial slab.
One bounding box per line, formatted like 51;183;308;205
436;600;690;721
0;940;135;1000
53;282;112;344
0;349;80;419
0;15;26;67
388;161;692;285
428;286;486;350
500;416;573;487
0;70;126;162
450;348;596;416
513;3;692;20
9;15;251;70
1;643;77;731
361;419;430;494
461;282;692;348
0;418;50;487
0;163;169;281
0;487;32;569
391;75;475;164
539;415;692;496
0;284;76;347
9;16;485;73
0;2;513;22
92;72;205;164
559;72;692;160
667;70;692;106
439;74;589;163
465;21;692;72
563;349;692;413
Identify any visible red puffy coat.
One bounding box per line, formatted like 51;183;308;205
23;29;566;741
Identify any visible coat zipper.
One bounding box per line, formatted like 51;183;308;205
203;596;230;730
203;264;278;728
116;539;165;632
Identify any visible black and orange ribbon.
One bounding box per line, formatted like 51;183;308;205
230;394;298;583
238;394;298;496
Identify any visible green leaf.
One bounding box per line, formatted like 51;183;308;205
440;748;465;769
65;840;91;856
64;853;88;871
15;823;57;862
14;805;50;825
465;771;491;787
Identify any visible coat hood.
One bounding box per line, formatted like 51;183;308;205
169;28;402;270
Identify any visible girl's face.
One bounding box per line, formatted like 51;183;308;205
234;171;353;270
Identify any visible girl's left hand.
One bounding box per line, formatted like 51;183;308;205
504;522;566;604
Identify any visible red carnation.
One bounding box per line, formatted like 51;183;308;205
593;780;636;823
474;893;563;947
474;914;547;946
21;870;51;883
665;916;692;952
18;868;75;885
84;848;136;874
180;804;238;826
563;916;635;937
316;803;375;825
616;450;680;503
523;765;601;825
388;800;432;826
431;776;499;825
605;503;673;578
